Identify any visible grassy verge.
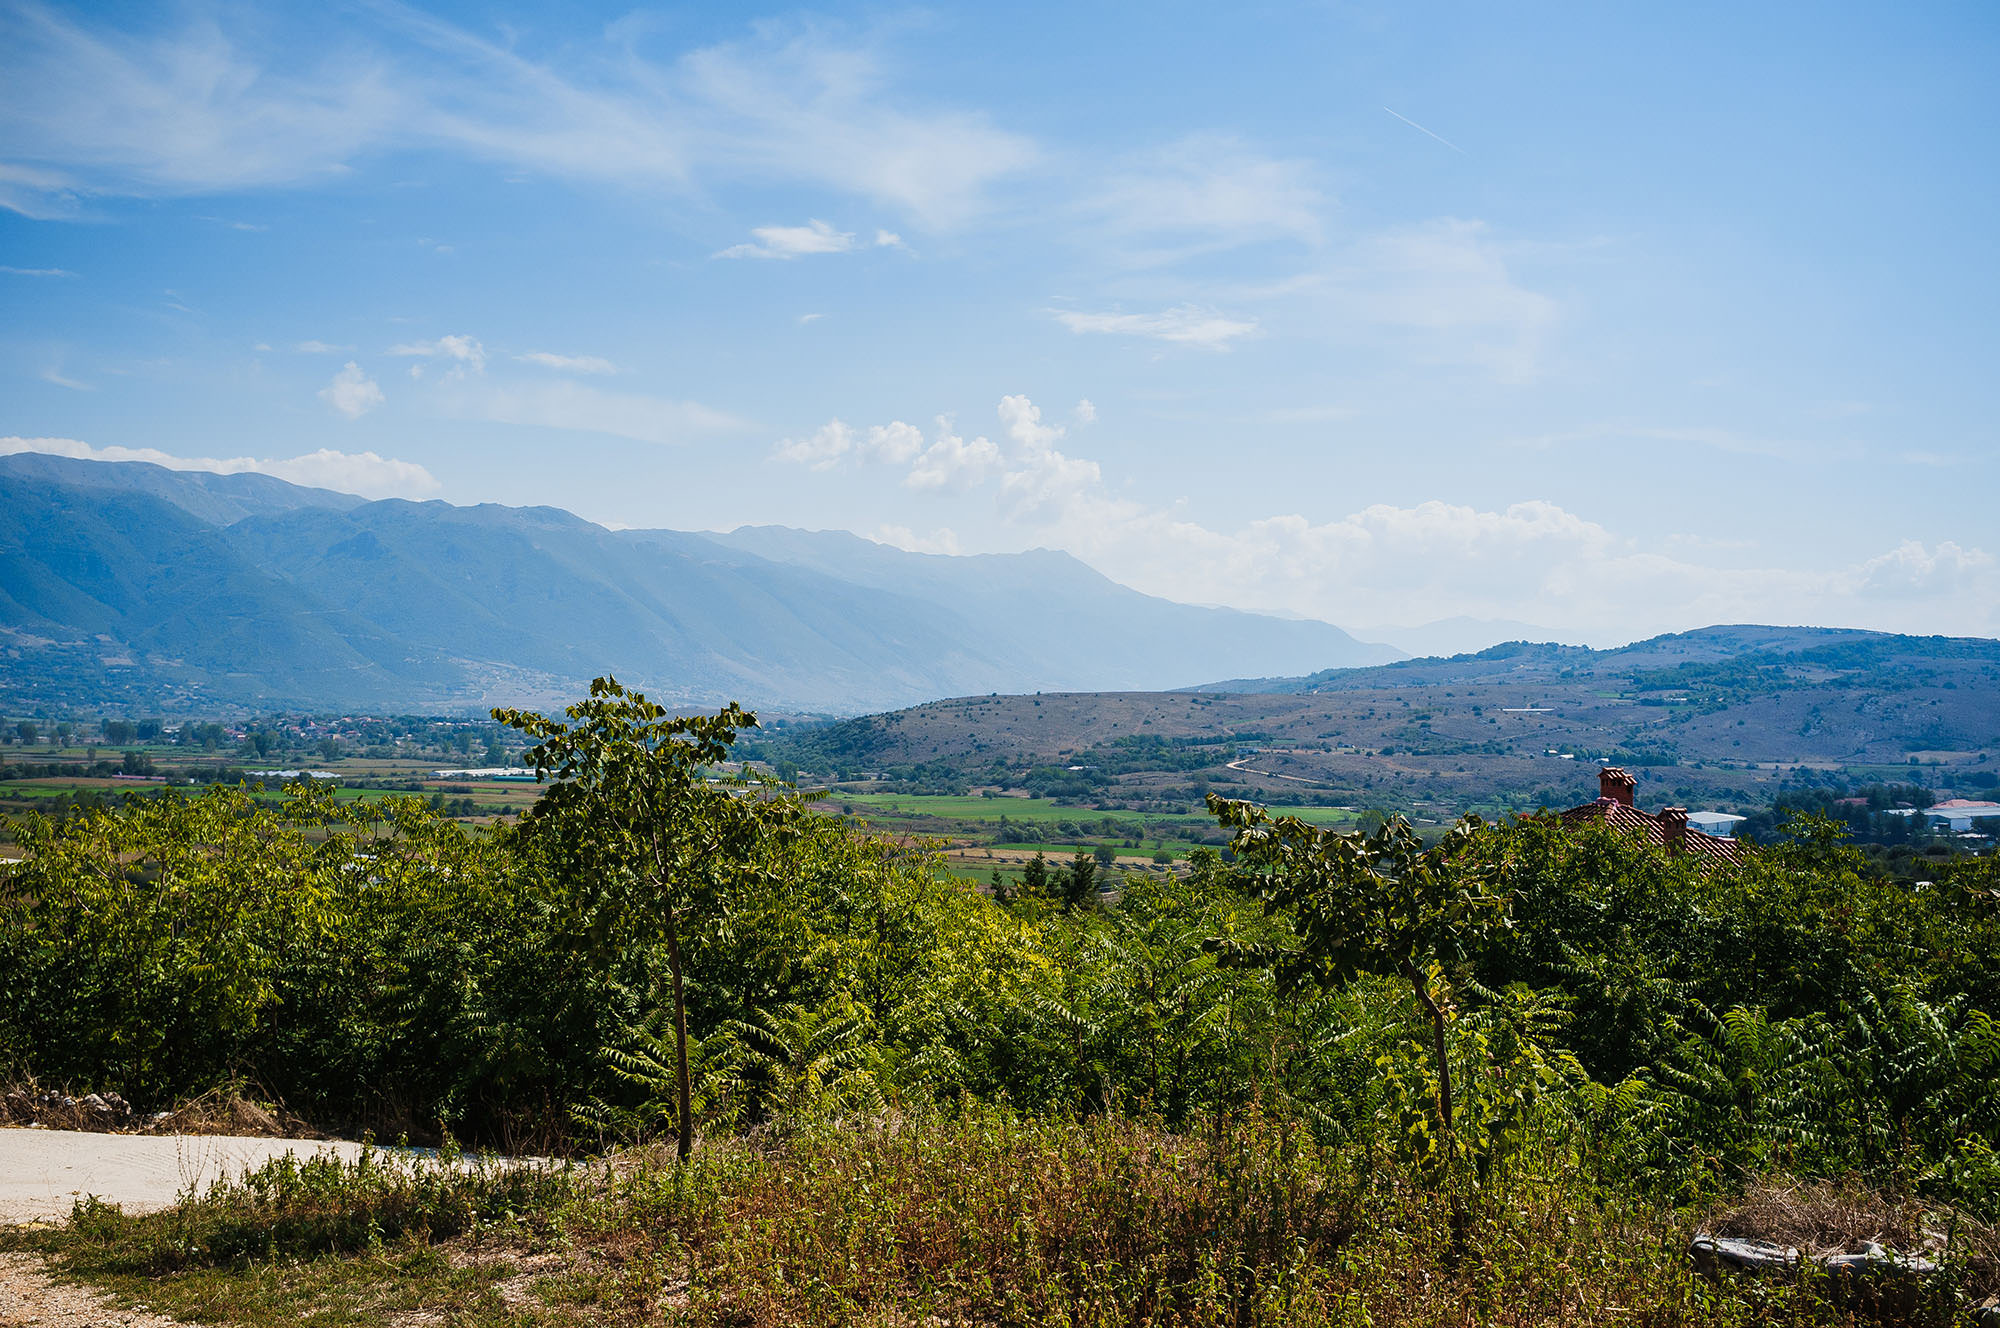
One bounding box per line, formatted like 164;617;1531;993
6;1106;1969;1327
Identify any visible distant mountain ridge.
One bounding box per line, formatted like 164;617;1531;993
0;455;1398;714
1197;623;2000;696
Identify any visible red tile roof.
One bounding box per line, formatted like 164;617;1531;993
1558;795;1747;868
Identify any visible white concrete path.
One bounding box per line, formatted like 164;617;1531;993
0;1127;372;1224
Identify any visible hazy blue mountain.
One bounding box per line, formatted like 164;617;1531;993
0;473;460;705
0;458;1403;714
709;525;1403;681
0;452;364;525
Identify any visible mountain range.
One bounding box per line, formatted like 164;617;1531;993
0;454;1400;715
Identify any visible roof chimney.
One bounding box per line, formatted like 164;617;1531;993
1660;806;1688;854
1599;766;1636;807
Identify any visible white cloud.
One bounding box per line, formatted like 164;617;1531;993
39;366;91;390
0;435;439;499
260;449;437;498
715;219;854;259
772;416;963;476
388;334;486;370
1085;134;1323;260
435;377;744;445
319;362;384;418
1;264;75;277
516;350;618;374
872;524;961;555
295;339;347;354
1051;304;1259;350
1072;398;1097;425
907;426;1003;491
1334;218;1556;382
796;312;824;325
0;162;82;218
1856;540;1994;598
773;394;2000;642
774;419;854;470
864;421;926;465
0;8;1036;228
873;228;906;250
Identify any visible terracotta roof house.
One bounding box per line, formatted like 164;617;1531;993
1557;766;1747;868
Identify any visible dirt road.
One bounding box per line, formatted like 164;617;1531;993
0;1128;370;1226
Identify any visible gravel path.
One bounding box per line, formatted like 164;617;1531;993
0;1252;184;1327
0;1127;371;1226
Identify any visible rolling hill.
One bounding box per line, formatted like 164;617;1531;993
752;625;2000;812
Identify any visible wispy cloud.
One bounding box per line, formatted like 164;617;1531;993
1331;218;1555;381
0;435;438;499
1050;304;1260;350
388;334;486;376
1;264;76;277
0;6;1036;228
39;366;91;390
714;219;907;259
434;378;745;446
1082;134;1323;262
295;339;349;354
516;350;617;374
716;219;855;260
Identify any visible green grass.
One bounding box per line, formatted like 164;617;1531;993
827;792;1204;822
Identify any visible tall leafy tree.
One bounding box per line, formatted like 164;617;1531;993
496;677;774;1161
1205;796;1505;1254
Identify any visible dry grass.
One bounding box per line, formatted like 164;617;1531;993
1708;1174;2000;1298
1;1078;318;1138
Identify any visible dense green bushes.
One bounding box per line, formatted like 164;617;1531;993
3;693;1999;1229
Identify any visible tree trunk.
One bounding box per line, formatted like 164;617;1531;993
663;897;694;1163
1405;960;1466;1263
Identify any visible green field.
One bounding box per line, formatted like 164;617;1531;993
826;791;1360;827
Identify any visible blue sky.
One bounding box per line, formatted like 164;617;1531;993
2;0;1995;648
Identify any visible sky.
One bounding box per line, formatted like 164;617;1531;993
2;0;1996;649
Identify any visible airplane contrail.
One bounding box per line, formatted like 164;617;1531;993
1383;107;1466;154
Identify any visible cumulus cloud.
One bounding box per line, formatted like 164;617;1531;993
1051;304;1259;350
907;422;1004;491
0;435;439;499
319;362;384;418
1856;540;1995;598
775;393;2000;642
774;419;854;469
516;350;617;374
773;418;931;471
